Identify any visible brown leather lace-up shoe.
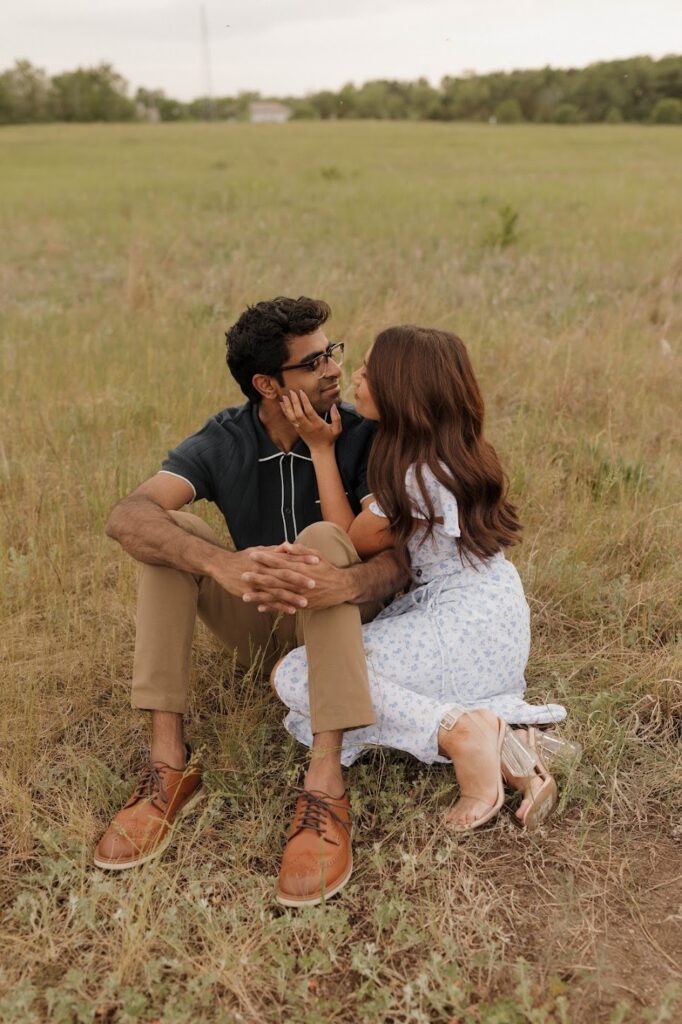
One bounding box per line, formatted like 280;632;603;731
276;789;353;907
93;749;203;870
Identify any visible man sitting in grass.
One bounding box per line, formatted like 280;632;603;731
95;295;405;906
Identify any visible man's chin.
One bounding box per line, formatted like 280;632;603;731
315;386;342;415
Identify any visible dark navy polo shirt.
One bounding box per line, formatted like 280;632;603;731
160;401;375;550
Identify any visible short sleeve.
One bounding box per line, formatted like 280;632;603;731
366;464;461;536
405;464;461;537
161;420;222;503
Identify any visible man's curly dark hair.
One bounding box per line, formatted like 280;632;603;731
225;296;331;403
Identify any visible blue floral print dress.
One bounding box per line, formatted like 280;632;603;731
274;464;567;767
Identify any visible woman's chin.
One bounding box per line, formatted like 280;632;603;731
355;400;379;421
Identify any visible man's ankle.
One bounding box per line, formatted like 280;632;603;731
306;730;345;797
150;742;187;769
304;765;345;799
150;711;186;768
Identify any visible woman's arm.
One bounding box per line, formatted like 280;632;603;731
348;505;395;558
279;391;398;556
310;445;356;531
281;390;356;530
350;504;440;560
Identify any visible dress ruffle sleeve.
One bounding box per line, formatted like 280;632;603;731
405;464;461;538
369;464;461;538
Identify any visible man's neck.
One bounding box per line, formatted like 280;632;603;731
258;399;300;453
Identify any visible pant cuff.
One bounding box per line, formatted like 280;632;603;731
131;694;189;714
311;710;377;733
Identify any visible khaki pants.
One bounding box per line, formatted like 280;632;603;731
131;513;379;733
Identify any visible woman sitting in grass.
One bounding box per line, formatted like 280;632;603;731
273;325;567;832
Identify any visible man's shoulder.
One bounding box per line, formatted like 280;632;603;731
197;402;256;444
169;402;254;460
212;401;253;429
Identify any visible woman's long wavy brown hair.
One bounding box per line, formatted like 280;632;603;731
366;325;521;570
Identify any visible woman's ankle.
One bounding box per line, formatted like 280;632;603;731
438;709;495;757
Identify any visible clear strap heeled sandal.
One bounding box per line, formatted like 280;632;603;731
501;727;558;830
529;729;582;768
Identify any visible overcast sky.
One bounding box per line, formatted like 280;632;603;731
2;1;680;100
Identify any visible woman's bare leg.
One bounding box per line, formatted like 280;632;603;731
438;709;502;828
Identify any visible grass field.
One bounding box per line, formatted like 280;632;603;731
0;121;681;1023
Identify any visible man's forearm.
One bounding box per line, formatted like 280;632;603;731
106;495;226;576
106;496;317;612
343;549;408;605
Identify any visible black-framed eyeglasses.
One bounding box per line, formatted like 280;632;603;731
279;342;345;378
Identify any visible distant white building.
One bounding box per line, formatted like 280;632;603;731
249;101;292;124
136;103;160;123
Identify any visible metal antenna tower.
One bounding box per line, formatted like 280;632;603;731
200;4;214;118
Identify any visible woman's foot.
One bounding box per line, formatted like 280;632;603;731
439;710;505;830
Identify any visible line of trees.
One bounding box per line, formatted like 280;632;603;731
1;55;681;126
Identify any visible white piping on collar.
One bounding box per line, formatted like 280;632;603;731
258;449;312;463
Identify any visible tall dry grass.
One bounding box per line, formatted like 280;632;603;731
0;122;680;1022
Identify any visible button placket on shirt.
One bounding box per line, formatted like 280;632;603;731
281;452;296;541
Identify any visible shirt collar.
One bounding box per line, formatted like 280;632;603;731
252;402;314;462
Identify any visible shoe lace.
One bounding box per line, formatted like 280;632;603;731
127;764;169;813
290;789;351;846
